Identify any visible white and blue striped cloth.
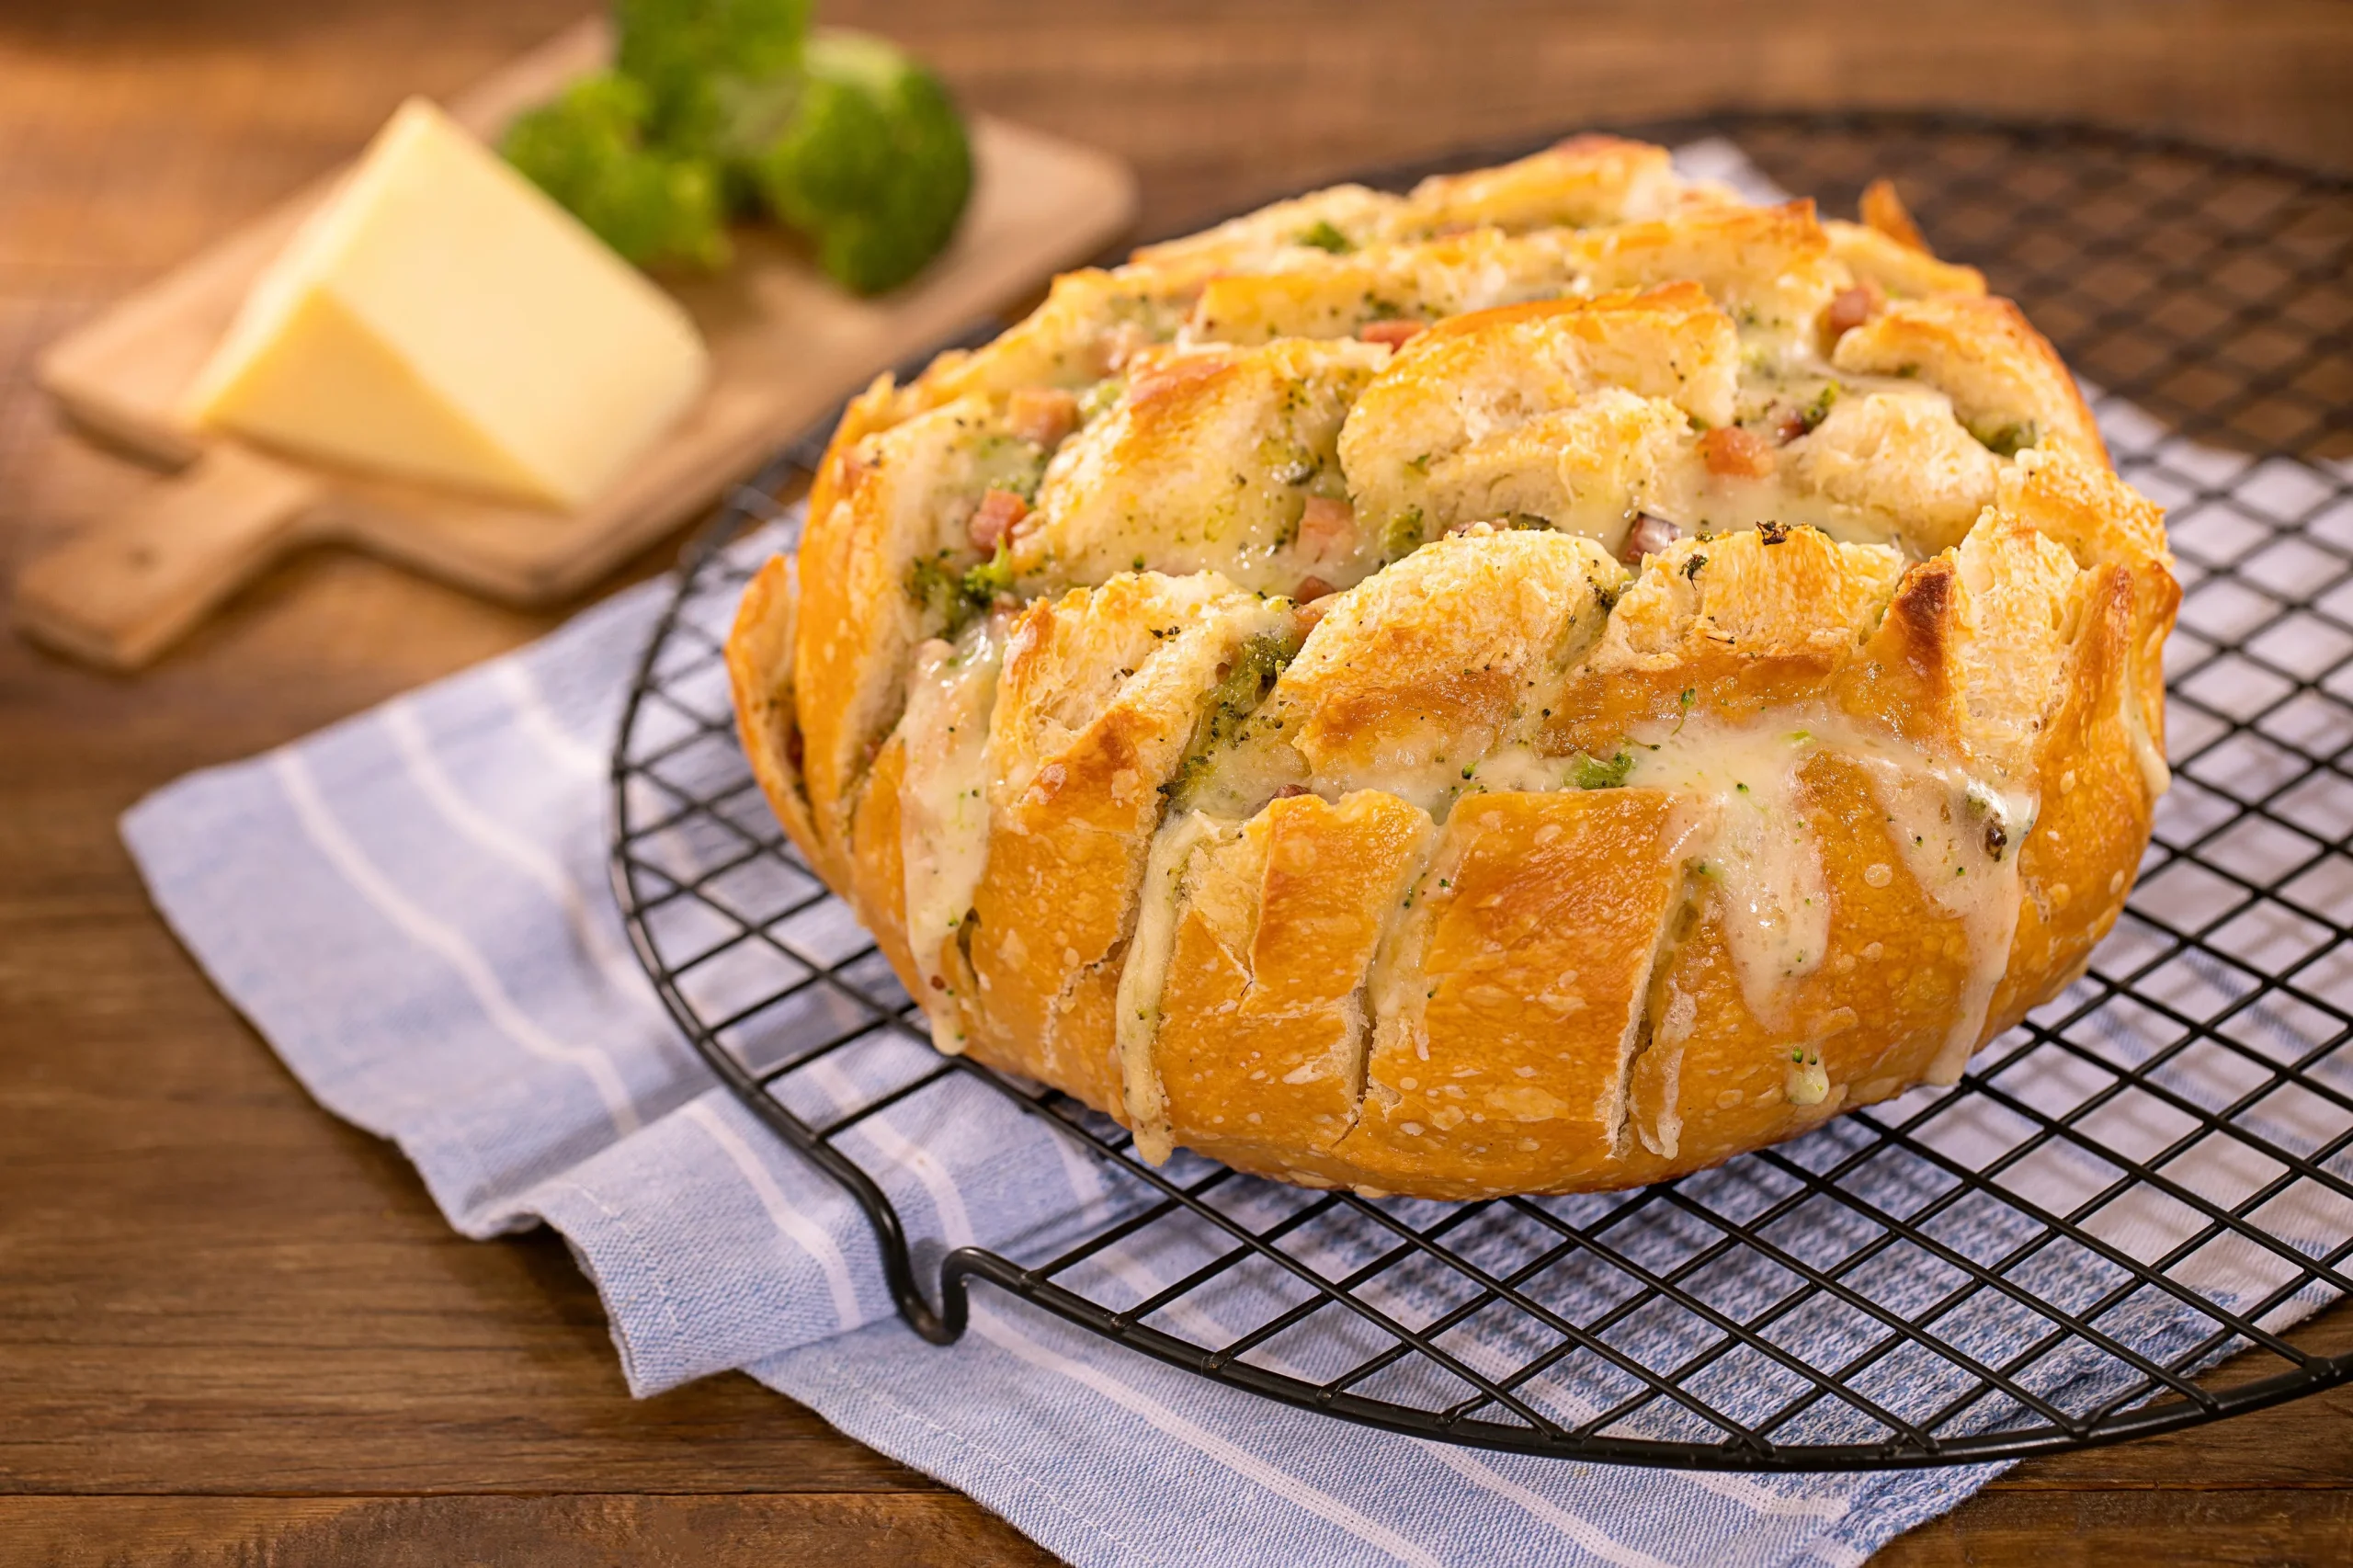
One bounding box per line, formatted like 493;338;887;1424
120;144;2353;1566
117;552;1961;1567
122;496;2351;1566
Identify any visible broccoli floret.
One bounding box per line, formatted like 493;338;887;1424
1571;749;1635;790
615;0;809;150
1971;418;2040;458
739;30;973;295
502;73;730;269
1296;219;1353;254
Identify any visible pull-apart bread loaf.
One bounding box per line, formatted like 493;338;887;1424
727;137;2178;1199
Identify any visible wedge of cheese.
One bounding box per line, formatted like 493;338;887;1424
182;97;710;510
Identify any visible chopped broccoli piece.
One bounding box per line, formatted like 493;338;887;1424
1296;219;1353;254
1971;418;2040;458
1799;381;1840;432
961;545;1017;606
904;542;1017;637
969;433;1049;503
615;0;809;150
502;73;731;269
1381;505;1427;561
904;554;970;630
1163;633;1298;806
1572;749;1635;790
740;30;974;294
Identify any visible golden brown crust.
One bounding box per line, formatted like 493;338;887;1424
724;554;838;886
961;573;1294;1110
1347;788;1685;1194
913;267;1201;411
1273;528;1624;807
1394;134;1680;234
726;138;2178;1199
1859;178;1929;252
1825;219;1988;301
1151;790;1435;1176
1340;284;1740;551
1565;200;1846;338
1832;295;2107;462
1014;338;1388;594
1617;752;1990;1178
1133;184;1407;272
1186;229;1577;347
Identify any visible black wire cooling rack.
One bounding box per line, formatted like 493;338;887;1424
609;112;2353;1469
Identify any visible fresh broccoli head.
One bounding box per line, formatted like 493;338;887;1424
502;72;730;269
505;8;971;292
741;30;973;295
615;0;810;150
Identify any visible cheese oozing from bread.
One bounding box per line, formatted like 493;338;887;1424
728;134;2177;1199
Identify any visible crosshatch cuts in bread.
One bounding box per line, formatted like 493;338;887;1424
726;135;2178;1199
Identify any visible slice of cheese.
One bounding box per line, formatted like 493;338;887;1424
182;97;710;510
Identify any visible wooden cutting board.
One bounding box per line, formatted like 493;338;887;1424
16;17;1136;671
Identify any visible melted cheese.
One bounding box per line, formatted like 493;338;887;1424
1628;722;1833;1022
1639;979;1699;1160
1621;711;2036;1078
862;163;2136;1153
898;619;1008;1052
1847;756;2032;1082
1115;811;1228;1162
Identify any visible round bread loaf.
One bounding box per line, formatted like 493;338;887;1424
726;137;2179;1199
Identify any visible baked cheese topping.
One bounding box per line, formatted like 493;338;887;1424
1116;811;1231;1162
793;134;2173;1189
1620;713;2034;1085
899;616;1008;1051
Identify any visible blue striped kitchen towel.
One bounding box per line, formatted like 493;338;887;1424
121;145;2352;1567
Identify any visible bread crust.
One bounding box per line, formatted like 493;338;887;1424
1832;295;2107;461
726;140;2178;1199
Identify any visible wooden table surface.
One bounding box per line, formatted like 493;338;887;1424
5;3;2352;1563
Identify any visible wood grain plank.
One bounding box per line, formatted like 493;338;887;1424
1877;1488;2353;1566
821;0;2353;239
4;1487;2348;1568
0;1494;1056;1568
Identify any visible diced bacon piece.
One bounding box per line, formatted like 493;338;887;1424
1700;426;1777;479
1271;784;1311;800
1823;279;1885;340
967;487;1031;552
1008;386;1081;448
1293;574;1335;603
1297;496;1357;559
1358;318;1428;349
1620;514;1679;563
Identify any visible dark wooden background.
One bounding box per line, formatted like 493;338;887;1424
4;3;2351;1563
